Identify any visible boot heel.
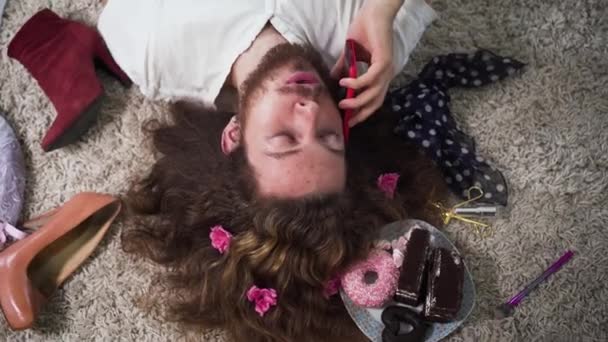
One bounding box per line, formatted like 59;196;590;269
68;20;132;87
92;33;132;87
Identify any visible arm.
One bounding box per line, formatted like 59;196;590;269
372;0;406;19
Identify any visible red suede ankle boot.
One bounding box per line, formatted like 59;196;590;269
7;9;131;152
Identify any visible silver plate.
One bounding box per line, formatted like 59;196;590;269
341;219;476;342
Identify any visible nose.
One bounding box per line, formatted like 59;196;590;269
293;100;322;136
294;99;320;120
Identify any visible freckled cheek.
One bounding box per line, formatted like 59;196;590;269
278;163;317;186
321;108;342;128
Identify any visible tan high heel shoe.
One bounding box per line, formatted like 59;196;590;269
0;192;121;330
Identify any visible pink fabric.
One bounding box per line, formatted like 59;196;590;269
209;225;232;254
246;285;278;317
0;221;27;247
341;249;400;308
377;173;400;199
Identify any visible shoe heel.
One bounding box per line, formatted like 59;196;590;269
92;34;132;87
0;193;122;330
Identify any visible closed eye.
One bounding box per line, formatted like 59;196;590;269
317;129;336;139
277;132;297;143
268;132;297;149
317;129;344;151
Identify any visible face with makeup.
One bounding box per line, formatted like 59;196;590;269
221;44;346;198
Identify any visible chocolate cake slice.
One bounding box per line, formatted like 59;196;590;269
393;228;431;306
423;248;464;322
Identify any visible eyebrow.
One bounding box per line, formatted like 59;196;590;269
264;146;344;160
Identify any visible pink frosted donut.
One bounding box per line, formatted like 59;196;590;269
341;249;399;308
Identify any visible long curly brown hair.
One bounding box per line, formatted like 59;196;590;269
123;102;448;342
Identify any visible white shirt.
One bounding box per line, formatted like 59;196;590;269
98;0;437;106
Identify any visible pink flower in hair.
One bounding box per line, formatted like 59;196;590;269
323;276;341;299
377;173;400;199
247;285;278;317
209;225;232;254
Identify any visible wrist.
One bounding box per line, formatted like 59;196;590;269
367;0;405;20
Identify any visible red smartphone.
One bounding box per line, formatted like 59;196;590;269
342;39;359;144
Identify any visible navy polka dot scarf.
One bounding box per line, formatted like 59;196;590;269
387;50;525;206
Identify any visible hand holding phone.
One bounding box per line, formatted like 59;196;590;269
342;39;359;143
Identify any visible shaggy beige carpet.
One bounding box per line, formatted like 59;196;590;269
1;0;607;341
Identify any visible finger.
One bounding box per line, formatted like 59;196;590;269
338;62;387;90
348;97;384;127
330;50;346;80
339;86;379;110
348;106;374;127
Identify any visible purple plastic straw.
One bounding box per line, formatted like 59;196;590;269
506;250;575;307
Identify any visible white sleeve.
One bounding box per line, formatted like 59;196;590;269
272;0;436;75
392;0;438;75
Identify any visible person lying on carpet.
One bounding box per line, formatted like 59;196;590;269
9;0;436;197
8;1;450;340
96;0;436;199
99;2;447;341
123;101;449;342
